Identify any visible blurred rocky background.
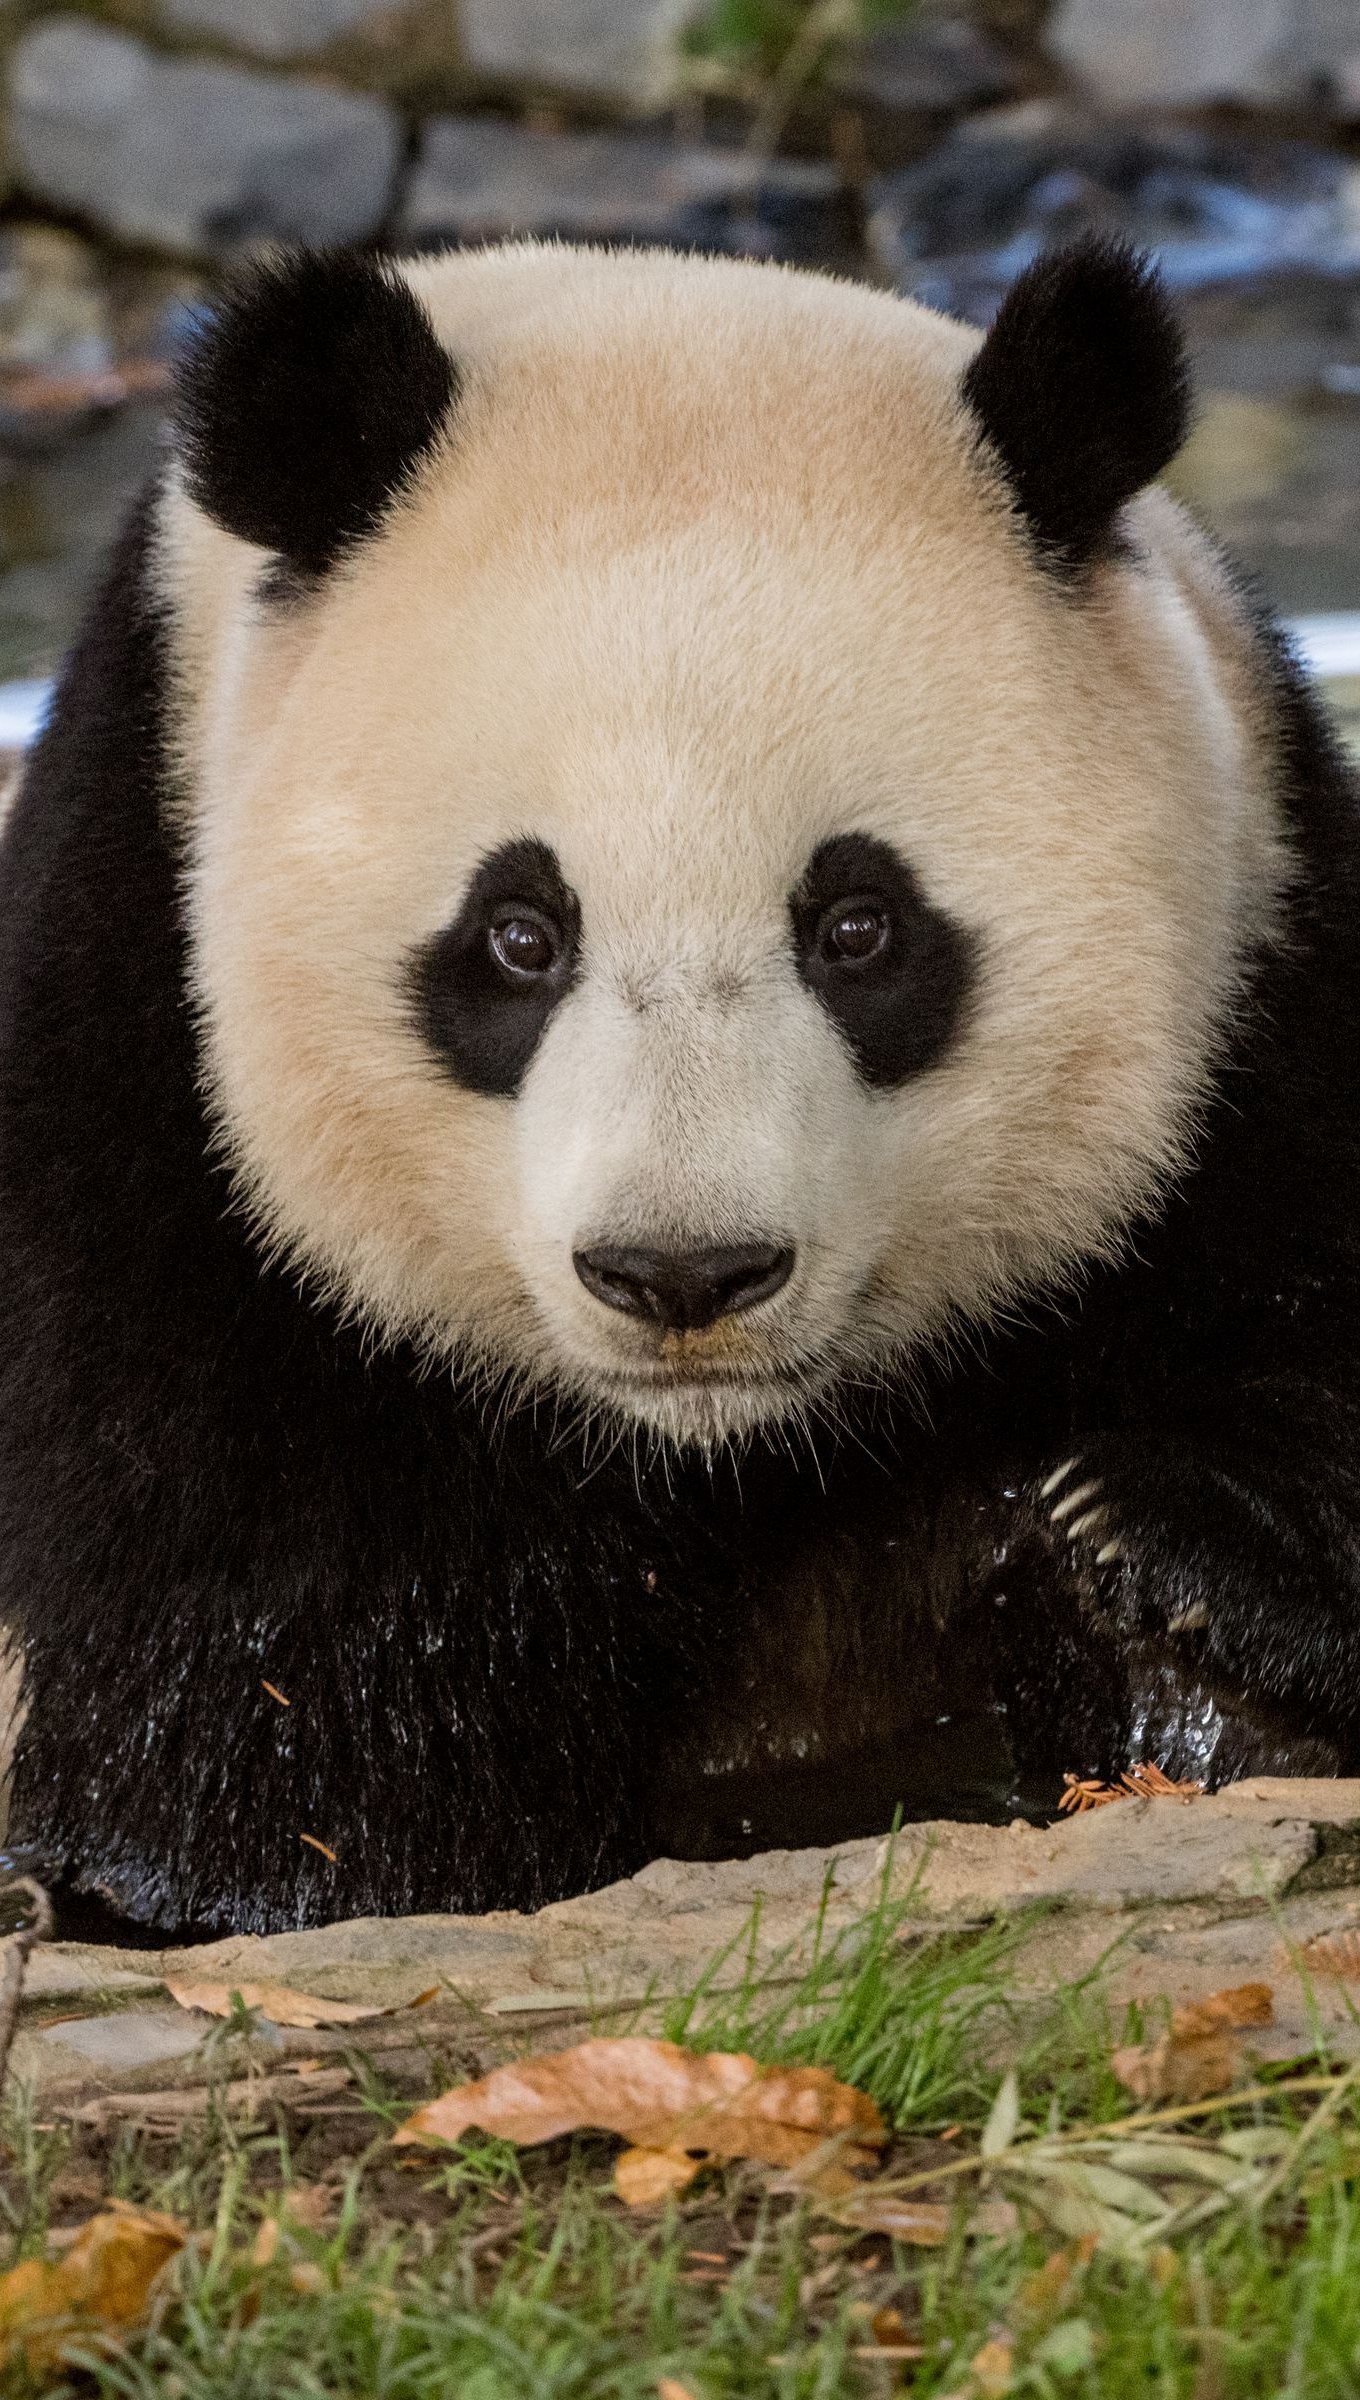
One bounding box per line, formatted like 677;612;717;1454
1;0;1360;739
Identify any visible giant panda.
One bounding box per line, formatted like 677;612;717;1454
0;234;1357;1938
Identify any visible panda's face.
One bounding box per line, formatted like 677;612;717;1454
168;246;1287;1446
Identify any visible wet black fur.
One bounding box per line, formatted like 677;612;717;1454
961;241;1191;571
3;250;1360;1933
177;252;458;581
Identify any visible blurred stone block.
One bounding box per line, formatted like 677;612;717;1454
159;0;407;57
402;115;859;267
459;0;695;106
9;17;402;253
1049;0;1360;109
831;15;1017;117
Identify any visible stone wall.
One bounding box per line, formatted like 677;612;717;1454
0;0;1023;266
0;0;1358;269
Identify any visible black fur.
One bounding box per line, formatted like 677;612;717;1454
789;832;976;1088
410;839;582;1099
176;252;458;580
961;240;1191;571
3;272;1360;1933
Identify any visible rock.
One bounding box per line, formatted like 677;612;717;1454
0;226;111;380
870;117;1360;324
832;15;1018;118
9;18;402;254
459;0;694;105
1049;0;1360;111
1049;0;1289;107
159;0;405;58
38;2008;209;2074
10;1780;1360;2100
401;116;859;269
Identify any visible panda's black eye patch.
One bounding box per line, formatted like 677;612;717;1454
408;839;580;1098
790;833;976;1089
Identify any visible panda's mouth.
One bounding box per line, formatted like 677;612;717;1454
585;1353;835;1442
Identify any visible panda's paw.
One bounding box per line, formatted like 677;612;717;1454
1039;1455;1128;1568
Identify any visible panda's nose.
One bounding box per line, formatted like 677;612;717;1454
573;1242;795;1332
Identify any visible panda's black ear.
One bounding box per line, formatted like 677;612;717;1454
960;240;1190;574
175;250;458;582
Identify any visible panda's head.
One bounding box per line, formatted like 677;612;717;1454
162;240;1287;1447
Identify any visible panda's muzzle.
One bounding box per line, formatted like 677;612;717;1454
573;1242;794;1334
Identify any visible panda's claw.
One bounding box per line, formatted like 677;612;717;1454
1040;1459;1129;1572
1040;1456;1081;1500
1066;1505;1108;1541
1167;1599;1210;1635
1050;1477;1102;1523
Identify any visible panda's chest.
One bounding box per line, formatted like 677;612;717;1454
643;1433;1073;1860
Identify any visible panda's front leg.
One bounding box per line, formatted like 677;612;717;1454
1035;1402;1360;1756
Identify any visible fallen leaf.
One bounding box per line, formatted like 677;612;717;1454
616;2147;700;2206
970;2335;1016;2396
1121;1762;1204;1802
872;2305;912;2345
1112;1984;1274;2104
1058;1775;1126;1815
251;2218;280;2270
1173;1985;1273;2037
0;2203;185;2377
1297;1929;1360;1980
164;1976;434;2029
394;2036;884;2205
279;2184;338;2231
1015;2234;1099;2328
1059;1763;1203;1816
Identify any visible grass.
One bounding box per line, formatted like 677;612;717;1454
3;1879;1360;2394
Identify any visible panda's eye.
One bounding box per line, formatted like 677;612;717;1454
819;898;890;966
488;909;561;979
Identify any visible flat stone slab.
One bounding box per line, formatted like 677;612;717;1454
15;1780;1360;2100
10;17;402;254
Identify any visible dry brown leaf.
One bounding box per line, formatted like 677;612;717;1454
1297;1929;1360;1981
1120;1762;1203;1802
1174;1983;1273;2036
0;2203;186;2378
970;2337;1016;2397
1058;1774;1127;1815
1015;2233;1098;2328
394;2035;884;2204
164;1976;434;2029
615;2147;701;2206
1112;1982;1274;2103
1059;1763;1203;1815
251;2219;280;2270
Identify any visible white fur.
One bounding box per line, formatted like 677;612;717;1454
155;243;1292;1447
